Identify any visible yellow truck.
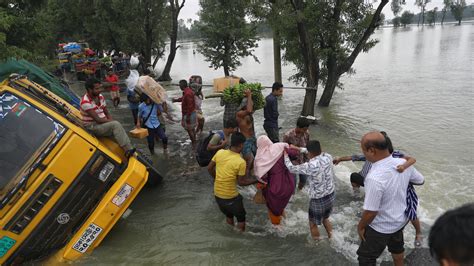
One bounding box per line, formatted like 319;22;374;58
0;74;160;264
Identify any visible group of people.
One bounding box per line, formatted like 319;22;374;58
78;75;472;266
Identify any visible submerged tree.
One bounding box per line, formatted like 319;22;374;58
441;0;452;25
274;0;389;113
416;0;431;26
426;7;438;25
450;0;467;25
400;11;415;27
197;0;259;76
159;0;185;81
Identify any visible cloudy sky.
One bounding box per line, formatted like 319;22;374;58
179;0;474;22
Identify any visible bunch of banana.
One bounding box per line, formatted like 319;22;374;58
222;83;265;110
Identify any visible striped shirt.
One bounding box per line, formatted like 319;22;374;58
80;93;106;125
363;156;424;234
284;152;335;199
352;151;404;178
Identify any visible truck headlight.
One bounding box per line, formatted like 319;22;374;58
98;162;114;182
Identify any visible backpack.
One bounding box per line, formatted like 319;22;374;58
196;130;225;167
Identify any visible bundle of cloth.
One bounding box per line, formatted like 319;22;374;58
126;70;167;104
254;135;298;225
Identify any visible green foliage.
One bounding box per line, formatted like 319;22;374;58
426;8;438;24
222;83;265;110
197;0;260;76
450;0;467;24
392;16;402;27
391;0;405;17
400;11;415;26
0;1;49;61
274;1;380;87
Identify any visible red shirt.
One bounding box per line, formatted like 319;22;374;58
105;74;119;92
176;87;195;116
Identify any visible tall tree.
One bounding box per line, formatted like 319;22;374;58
159;0;185;81
426;7;438;25
197;0;259;76
441;0;452;25
391;0;404;17
400;11;415;27
317;0;389;107
0;0;49;60
46;0;168;65
416;0;431;26
450;0;467;25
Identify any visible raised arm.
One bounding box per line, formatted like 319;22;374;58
396;155;416;173
333;155;353;165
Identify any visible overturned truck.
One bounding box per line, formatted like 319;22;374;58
0;72;162;264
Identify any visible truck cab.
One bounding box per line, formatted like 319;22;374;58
0;75;154;264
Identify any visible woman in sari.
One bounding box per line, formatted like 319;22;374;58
254;135;297;225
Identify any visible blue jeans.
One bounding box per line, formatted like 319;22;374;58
146;126;168;152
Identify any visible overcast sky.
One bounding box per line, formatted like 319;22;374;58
179;0;474;22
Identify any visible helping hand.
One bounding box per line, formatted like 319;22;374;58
396;165;405;173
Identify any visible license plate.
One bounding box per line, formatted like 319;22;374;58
0;236;16;258
72;223;102;253
111;183;133;207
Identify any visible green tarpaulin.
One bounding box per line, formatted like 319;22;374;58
0;59;80;108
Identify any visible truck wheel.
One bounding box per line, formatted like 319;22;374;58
136;152;163;187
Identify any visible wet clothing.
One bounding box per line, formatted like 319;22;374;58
262;157;295;217
175;87;195;116
181;111;197;130
242;136;257;157
215;194;246;222
263;94;279;129
263;126;279;143
357;226;405;265
284;152;335;200
254;136;295;220
139;103;167;151
283;129;310;165
363;156;424;234
212;149;246;199
351;151;420;220
309;192;335;225
263;94;279;142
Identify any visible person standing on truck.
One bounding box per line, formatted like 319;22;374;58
80;77;136;158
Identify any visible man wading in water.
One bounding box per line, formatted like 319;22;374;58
236;89;256;178
207;132;258;232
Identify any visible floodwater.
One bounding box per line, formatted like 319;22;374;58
78;24;473;265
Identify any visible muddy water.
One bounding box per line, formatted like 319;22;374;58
74;24;472;265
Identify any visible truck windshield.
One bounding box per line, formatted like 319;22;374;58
0;92;65;194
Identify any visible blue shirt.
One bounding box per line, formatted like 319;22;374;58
263;93;279;128
138;102;163;128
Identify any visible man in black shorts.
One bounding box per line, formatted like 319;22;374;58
207;132;258;231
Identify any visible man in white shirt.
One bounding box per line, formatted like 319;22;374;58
357;132;424;266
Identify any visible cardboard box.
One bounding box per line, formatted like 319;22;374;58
213;76;240;92
129;128;148;139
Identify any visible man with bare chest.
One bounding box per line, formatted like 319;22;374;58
236;89;256;178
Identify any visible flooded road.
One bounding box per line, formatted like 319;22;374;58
74;24;472;265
